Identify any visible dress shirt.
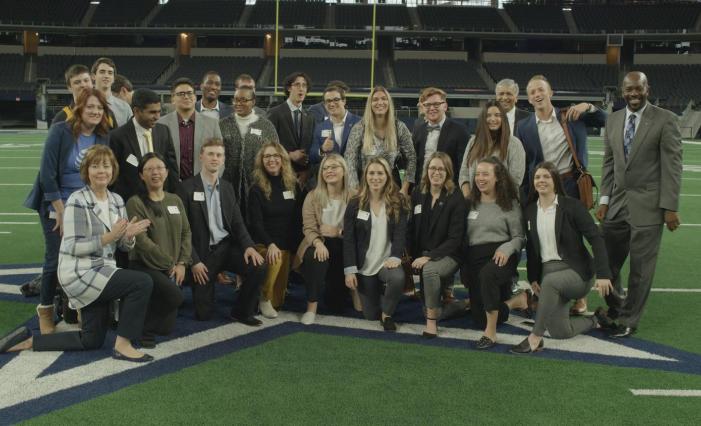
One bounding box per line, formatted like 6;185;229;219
506;107;516;137
536;109;571;174
199;100;222;120
536;195;562;263
178;112;196;180
201;174;229;246
132;118;151;156
331;111;348;148
423;116;446;171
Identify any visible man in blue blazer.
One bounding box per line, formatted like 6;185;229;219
516;75;606;199
195;71;233;120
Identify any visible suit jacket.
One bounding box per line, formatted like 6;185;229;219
267;101;315;172
178;173;254;265
195;99;233;119
408;188;466;262
109;120;180;202
309;112;362;165
600;104;682;226
412;118;469;185
157;111;223;177
343;197;408;274
524;196;611;284
307;102;328;125
512;108;530;135
516;106;606;191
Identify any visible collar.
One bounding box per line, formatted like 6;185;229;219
200;173;219;191
330;110;348;125
132;117;150;135
286;98;303;112
427;115;447;129
535;108;557;125
177;112;196;125
200;99;220;112
537;194;559;211
625;102;648;122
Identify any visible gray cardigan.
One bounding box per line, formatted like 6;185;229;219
458;134;526;191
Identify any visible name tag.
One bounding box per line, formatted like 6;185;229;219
193;192;205;201
250;128;262;136
414;205;422;215
126;154;138;167
468;211;479;220
283;190;295;200
527;220;531;231
49;211;57;219
321;129;332;138
167;205;180;215
357;210;370;221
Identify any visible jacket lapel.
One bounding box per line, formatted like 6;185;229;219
626;106;653;165
526;115;544;163
86;187;113;231
436;119;450;152
126;121;143;161
168;113;181;165
281;103;298;144
193;175;209;227
554;201;564;249
340;118;354;153
428;190;447;234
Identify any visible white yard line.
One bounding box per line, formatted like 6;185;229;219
0;221;38;225
0;213;35;216
0;183;32;186
630;389;701;397
0;267;42;276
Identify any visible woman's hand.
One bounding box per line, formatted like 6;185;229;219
50;200;65;236
103;218;128;245
411;256;430;271
313;240;329;262
400;182;410;196
124;216;151;240
594;279;614;298
266;243;282;264
530;281;541;296
319;224;340;238
493;250;509;267
170;264;186;286
384;258;401;269
345;273;358;289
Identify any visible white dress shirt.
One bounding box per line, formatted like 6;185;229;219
423;116;446;171
506;107;516;137
200;100;221;120
132;117;151;156
536;109;571;174
537;195;562;263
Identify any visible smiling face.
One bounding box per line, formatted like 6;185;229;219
287;76;308;106
201;73;222;103
81;95;105;129
133;102;161;130
486;106;502;132
321;158;343;185
533;167;555;197
233;88;255;117
87;158;113;190
622;73;649;112
427;157;447;188
371;90;389;116
139;157;168;192
92;63;115;93
423;94;447;125
68;72;93;103
527;79;553;113
324;89;346;119
262;146;282;176
495;85;517;113
199;145;225;175
474;161;497;195
365;162;388;193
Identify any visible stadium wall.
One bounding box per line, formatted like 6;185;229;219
635;54;701;64
483;52;607;64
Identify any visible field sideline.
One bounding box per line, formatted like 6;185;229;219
0;132;700;424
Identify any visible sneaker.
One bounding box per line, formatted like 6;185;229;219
301;311;316;325
259;300;278;319
381;316;397;332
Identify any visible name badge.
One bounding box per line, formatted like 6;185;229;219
414;205;422;215
126;154;138;167
167;205;180;215
357;210;370;221
250;128;262;136
527;220;531;231
49;211;57;220
283;190;295;200
194;192;205;201
321;129;332;138
468;210;479;220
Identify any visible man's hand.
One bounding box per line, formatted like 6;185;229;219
565;103;593;121
191;262;209;285
594;279;614;298
664;210;681;231
321;137;334;153
411;256;430;271
595;204;609;222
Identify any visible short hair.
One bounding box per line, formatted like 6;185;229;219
112;74;133;93
323;85;346;100
171;77;195;93
283;71;311;97
202;71;221;83
326;80;350;94
420;87;447;102
64;64;90;87
527;74;551;91
91;57;116;75
200;137;225;153
80;145;119;186
235;73;255;88
131;88;161;110
496;78;519;97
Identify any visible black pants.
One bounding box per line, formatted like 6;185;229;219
466;242;518;329
189;239;267;321
301;238;348;312
33;269;153;351
130;261;184;338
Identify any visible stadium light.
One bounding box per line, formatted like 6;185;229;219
90;1;100;4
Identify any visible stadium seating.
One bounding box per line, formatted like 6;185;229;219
631;64;701;113
503;4;569;33
483;62;618;93
91;0;158;27
417;5;508;32
0;54;26;89
0;0;90;25
275;57;383;89
394;59;488;91
37;55;172;86
335;4;411;29
573;3;701;33
151;0;245;27
247;0;326;28
167;56;265;88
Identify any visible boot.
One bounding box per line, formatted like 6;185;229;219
36;304;56;335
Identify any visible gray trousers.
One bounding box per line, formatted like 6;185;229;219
602;212;664;328
357;267;405;320
532;261;596;339
421;257;459;310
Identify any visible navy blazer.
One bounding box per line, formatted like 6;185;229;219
24;122;109;211
195;99;233;119
408;188;466;262
309;112;362;165
516;107;606;191
412;118;469;186
307;102;328;125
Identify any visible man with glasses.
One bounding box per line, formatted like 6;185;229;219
196;71;232;120
412;87;468;185
308;80;351;125
159;78;223;181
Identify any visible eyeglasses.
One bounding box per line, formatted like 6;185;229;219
263;153;282;160
290;82;308;89
324;97;343;105
422;101;445;110
233;97;254;104
143;165;166;173
174;91;195;98
322;164;341;171
428;166;446;173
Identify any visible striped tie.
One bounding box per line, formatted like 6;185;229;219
623;114;636;160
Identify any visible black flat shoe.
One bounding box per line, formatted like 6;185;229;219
510;337;544;354
609;325;636;338
475;336;496;350
381;317;397;332
0;326;30;353
112;350;154;363
422;331;437;339
231;315;263;327
139;337;156;349
594;307;617;330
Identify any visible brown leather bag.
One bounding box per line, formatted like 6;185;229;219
560;110;597;209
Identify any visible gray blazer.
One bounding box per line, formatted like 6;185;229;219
601;103;682;226
158;110;223;176
57;186;134;309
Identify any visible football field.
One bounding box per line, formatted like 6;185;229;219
0;131;700;424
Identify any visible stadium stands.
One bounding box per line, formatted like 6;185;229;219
503;4;569;33
0;54;26;89
573;3;701;33
394;59;489;91
483;62;618;93
37;55;172;86
417;5;508;32
248;0;326;28
631;64;701;113
0;0;90;25
151;0;245;27
167;56;265;88
276;57;383;89
335;4;411;29
91;0;158;27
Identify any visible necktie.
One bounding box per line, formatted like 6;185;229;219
623;114;636;160
293;109;301;138
427;124;441;132
144;130;154;153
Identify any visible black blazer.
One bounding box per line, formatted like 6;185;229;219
267;101;315;172
524;196;611;284
343;197;408;273
408;188;466;262
178;173;255;265
412;118;469;185
109;120;179;202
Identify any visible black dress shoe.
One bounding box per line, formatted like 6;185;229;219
381;317;397;332
609;325;636;338
112;350;154;363
231;315;262;327
475;336;496;350
139;336;156;349
422;331;437;339
594;307;617;330
510;337;544;354
0;326;31;353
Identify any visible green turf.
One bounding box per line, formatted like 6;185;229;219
0;300;36;336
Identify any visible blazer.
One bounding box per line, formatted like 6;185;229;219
109;120;180;202
524;196;611;284
178;173;254;266
24;122;109;210
195;99;233;119
57;186;134;309
309;112;362;165
600;104;682;226
343;197;408;275
516;106;606;190
157;110;223;177
512;108;530;135
307;102;328;125
295;189;348;267
267;101;315;171
412;118;469;185
408;188;466;262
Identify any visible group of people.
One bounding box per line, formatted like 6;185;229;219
0;57;683;362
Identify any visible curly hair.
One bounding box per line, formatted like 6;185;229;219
252;141;297;200
469;156;518;211
355;157;409;222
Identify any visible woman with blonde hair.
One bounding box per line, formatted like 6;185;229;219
344;86;416;194
248;141;303;318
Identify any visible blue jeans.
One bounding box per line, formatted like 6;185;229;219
38;202;61;306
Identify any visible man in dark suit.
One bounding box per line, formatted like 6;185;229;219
595;71;683;338
179;138;267;324
195;71;233;120
267;71;315;187
495;78;529;136
412;87;468;185
109;88;179;202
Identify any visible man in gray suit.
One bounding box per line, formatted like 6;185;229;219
595;71;683;338
158;78;223;181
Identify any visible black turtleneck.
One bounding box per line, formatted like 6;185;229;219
247;174;302;250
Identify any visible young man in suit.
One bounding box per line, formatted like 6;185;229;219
179;138;267;324
91;57;132;127
267;71;315;187
595;71;683;338
109;88;179;202
307;80;351;125
158;78;223;181
412;87;469;186
495;78;529;137
195;71;233;120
